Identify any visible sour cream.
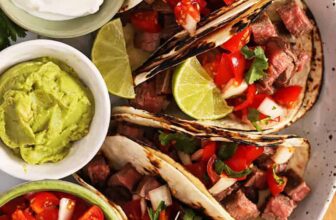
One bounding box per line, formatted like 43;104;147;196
12;0;104;21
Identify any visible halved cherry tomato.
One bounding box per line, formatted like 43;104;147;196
131;11;161;33
11;209;35;220
0;215;10;220
228;51;246;84
207;155;220;183
79;205;104;220
29;192;59;214
221;27;251;52
36;208;58;220
214;53;234;87
0;196;27;215
223;0;235;5
122;200;142;220
266;168;288;196
202;142;217;161
273;86;302;108
225;145;264;171
234;84;257;111
185;161;208;184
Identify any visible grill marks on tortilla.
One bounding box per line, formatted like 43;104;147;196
134;0;273;86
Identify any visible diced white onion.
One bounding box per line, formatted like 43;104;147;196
222;79;248;99
174;211;181;220
148;185;172;210
58;198;75;220
257;97;284;119
183;14;197;36
191;149;204;161
177;151;192;165
208;176;236;196
272;146;295;164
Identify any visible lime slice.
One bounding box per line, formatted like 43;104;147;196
92;19;135;99
173;57;233;120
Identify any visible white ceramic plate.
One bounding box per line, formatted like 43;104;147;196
0;0;335;219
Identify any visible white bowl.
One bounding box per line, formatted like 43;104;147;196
0;40;110;180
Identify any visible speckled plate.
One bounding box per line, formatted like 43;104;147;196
0;0;335;219
0;0;124;38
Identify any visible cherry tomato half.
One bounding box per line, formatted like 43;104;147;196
29;192;59;214
79;205;104;220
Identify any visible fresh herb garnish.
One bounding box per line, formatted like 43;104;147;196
183;208;202;220
0;10;26;50
214;159;252;178
159;132;200;154
272;165;285;185
241;46;268;84
247;108;271;131
217;142;238;160
148;201;166;220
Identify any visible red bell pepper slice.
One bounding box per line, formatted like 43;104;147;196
131;11;161;33
234;84;257;111
207;155;220;183
225;145;264;172
273;86;302;108
266;167;288;196
214;53;234;88
201;142;217;161
221;27;251;52
223;0;235;5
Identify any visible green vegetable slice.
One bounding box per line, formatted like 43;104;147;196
158;132;200;154
148;201;166;220
217;143;238;160
214;160;252;178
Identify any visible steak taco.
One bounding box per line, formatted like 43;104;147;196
117;0;323;133
109;106;311;219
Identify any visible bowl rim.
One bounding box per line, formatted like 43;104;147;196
0;0;124;38
0;180;121;219
0;39;111;181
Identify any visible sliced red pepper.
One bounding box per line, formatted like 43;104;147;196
29;192;59;214
214;53;234;88
266;167;288;196
131;11;161;33
221;27;251;52
201;142;217;161
0;196;27;215
273;86;303;108
228;51;246;84
225;145;263;172
234;84;257;111
223;0;235;5
207;155;220;183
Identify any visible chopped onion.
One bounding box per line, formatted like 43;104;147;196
257;97;284;119
177;151;192;165
272;146;295;164
208;176;236;196
148;185;172;210
191;149;204;161
222;79;248;99
58;198;75;220
182;14;198;35
174;211;181;220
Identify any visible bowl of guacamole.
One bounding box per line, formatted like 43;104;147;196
0;40;110;180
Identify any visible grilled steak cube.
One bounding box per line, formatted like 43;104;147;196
83;155;110;185
135;176;161;199
223;190;260;220
262;195;296;220
251;13;278;44
245;168;267;190
117;123;144;140
284;169;311;202
134;31;161;52
277;2;313;37
108;163;143;191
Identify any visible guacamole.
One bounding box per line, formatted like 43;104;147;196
0;58;94;164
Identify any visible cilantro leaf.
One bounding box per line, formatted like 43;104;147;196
217;143;238;160
183;208;202;220
247;108;262;131
159;132;200;154
241;46;268;84
0;10;26;50
272;165;286;185
148;201;166;220
214;159;252;178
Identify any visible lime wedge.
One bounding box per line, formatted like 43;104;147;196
92;19;135;99
173;57;233;120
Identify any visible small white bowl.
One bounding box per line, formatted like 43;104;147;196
0;40;110;180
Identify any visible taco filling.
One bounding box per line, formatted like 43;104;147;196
115;122;311;220
81;156;210;220
120;0;319;131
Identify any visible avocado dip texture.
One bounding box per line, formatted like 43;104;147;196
0;58;94;164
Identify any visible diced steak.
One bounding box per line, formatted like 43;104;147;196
108;163;143;191
135;176;161;199
251;13;278;44
277;2;313;37
243;187;259;204
134;31;161;52
83;155;110;185
245;168;267;190
117;123;144;140
274;62;295;88
223;190;260;220
131;79;170;113
155;70;172;95
104;186;132;205
284;169;311;202
262;195;296;220
214;183;239;202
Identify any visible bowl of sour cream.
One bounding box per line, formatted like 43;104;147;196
0;0;124;38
